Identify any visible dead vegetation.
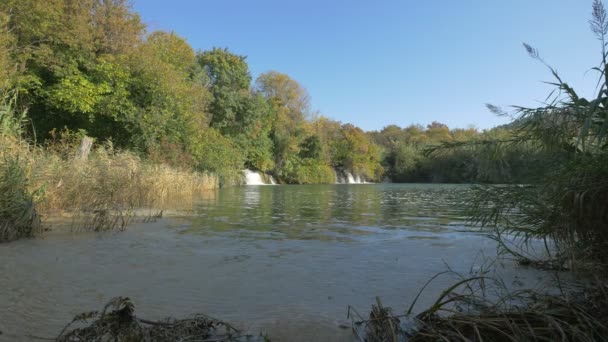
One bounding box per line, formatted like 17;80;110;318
350;272;608;342
54;297;267;342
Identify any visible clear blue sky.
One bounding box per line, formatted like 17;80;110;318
133;0;599;131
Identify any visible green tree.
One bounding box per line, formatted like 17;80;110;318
331;124;383;180
197;48;252;132
255;71;310;175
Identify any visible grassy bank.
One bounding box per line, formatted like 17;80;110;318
0;133;219;242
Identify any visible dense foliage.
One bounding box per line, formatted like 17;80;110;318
369;122;545;183
0;0;387;184
0;0;534;185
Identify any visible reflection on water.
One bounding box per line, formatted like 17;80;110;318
183;184;472;240
0;184;547;342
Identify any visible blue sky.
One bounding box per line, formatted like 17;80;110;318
133;1;599;131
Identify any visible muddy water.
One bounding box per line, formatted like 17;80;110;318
0;184;548;341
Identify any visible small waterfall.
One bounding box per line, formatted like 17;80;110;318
335;169;371;184
334;170;344;184
242;170;266;185
346;172;356;184
242;169;277;185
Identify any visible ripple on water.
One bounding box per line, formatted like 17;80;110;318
0;184;555;341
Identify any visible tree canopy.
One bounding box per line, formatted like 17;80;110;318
0;0;533;185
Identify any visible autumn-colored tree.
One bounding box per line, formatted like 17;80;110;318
0;0;539;185
331;124;382;180
255;71;310;174
426;121;452;142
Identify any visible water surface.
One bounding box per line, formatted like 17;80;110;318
0;184;546;341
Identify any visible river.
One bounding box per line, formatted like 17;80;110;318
0;184;548;341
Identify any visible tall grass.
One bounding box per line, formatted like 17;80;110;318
30;142;218;213
0;158;41;241
465;0;608;268
0;89;42;241
0;91;219;238
26;141;219;232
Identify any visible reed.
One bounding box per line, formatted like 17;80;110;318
28;142;219;232
30;143;218;213
460;0;608;268
0;91;219;236
0;157;41;242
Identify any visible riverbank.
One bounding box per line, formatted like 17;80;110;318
0;135;218;242
354;271;608;341
0;184;558;341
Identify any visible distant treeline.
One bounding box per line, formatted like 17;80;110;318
370;122;546;184
0;0;534;184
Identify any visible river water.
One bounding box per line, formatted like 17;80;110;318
0;184;548;341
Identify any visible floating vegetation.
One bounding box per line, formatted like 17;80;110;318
55;297;267;342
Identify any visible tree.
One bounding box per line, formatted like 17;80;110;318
0;12;14;90
255;71;310;174
426;121;452;142
197;48;252;132
0;0;144;142
331;124;382;180
128;30;210;152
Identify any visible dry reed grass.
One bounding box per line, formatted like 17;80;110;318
0;130;42;241
0;134;219;235
351;270;608;342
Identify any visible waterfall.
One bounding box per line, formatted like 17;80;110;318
346;171;356;183
335;170;371;184
242;170;266;185
242;170;277;185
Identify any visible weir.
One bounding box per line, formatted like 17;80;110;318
243;169;369;185
335;170;368;184
242;169;276;185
